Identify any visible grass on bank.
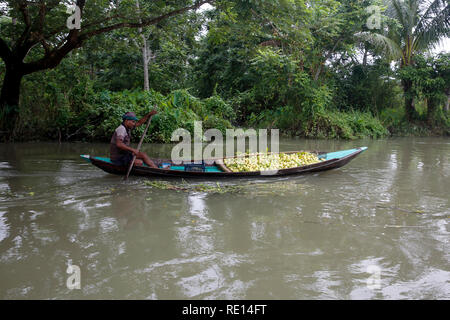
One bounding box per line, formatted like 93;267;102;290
13;88;449;142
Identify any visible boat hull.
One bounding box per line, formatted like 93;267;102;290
81;147;367;178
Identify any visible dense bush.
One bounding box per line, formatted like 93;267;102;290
234;48;389;139
16;82;234;143
248;104;388;139
332;62;404;114
304;110;388;139
380;107;450;136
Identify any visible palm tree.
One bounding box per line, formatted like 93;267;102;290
358;0;450;120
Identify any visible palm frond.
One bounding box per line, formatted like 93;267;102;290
408;0;420;33
415;0;449;35
413;2;450;51
386;0;420;38
355;31;404;61
386;0;407;27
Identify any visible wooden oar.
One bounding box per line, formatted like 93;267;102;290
124;113;154;181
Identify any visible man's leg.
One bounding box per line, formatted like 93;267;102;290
136;151;158;168
123;153;143;167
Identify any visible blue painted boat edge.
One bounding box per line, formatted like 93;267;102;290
81;154;117;164
320;146;367;161
84;155;224;173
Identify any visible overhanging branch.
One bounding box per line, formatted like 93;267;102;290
15;0;32;49
79;0;213;41
20;0;213;74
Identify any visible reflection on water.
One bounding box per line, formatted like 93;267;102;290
0;138;449;299
0;211;9;242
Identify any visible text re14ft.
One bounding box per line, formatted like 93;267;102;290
182;304;267;317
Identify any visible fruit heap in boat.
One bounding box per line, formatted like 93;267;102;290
223;152;324;172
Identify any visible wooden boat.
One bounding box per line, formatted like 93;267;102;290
80;147;367;178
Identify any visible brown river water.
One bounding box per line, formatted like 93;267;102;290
0;138;449;299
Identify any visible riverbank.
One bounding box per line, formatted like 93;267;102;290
8;114;449;143
6;89;450;143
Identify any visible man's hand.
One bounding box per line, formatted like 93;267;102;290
136;110;158;127
131;148;140;157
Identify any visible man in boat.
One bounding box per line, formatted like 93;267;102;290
110;111;158;168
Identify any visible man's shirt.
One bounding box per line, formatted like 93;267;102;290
110;124;131;161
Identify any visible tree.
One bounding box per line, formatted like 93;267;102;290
0;0;212;139
358;0;450;120
130;0;205;92
305;0;373;81
399;53;449;124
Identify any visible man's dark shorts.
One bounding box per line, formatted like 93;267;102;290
111;152;134;166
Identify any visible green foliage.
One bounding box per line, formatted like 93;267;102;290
304;109;387;139
17;84;234;143
379;107;405;132
147;89;234;142
203;95;236;122
3;0;449;142
248;48;301;107
77;89;234;143
399;54;449;99
229;48;332;123
193;36;256;99
380;107;450;136
333;61;404;113
249;105;388;139
354;0;450;120
398;53;449;124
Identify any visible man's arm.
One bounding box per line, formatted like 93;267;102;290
136;110;158;127
116;139;138;156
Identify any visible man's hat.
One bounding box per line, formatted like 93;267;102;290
122;112;138;121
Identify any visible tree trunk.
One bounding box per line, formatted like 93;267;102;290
136;0;150;92
427;98;436;126
0;64;24;140
142;39;150;92
401;78;415;121
362;47;368;67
